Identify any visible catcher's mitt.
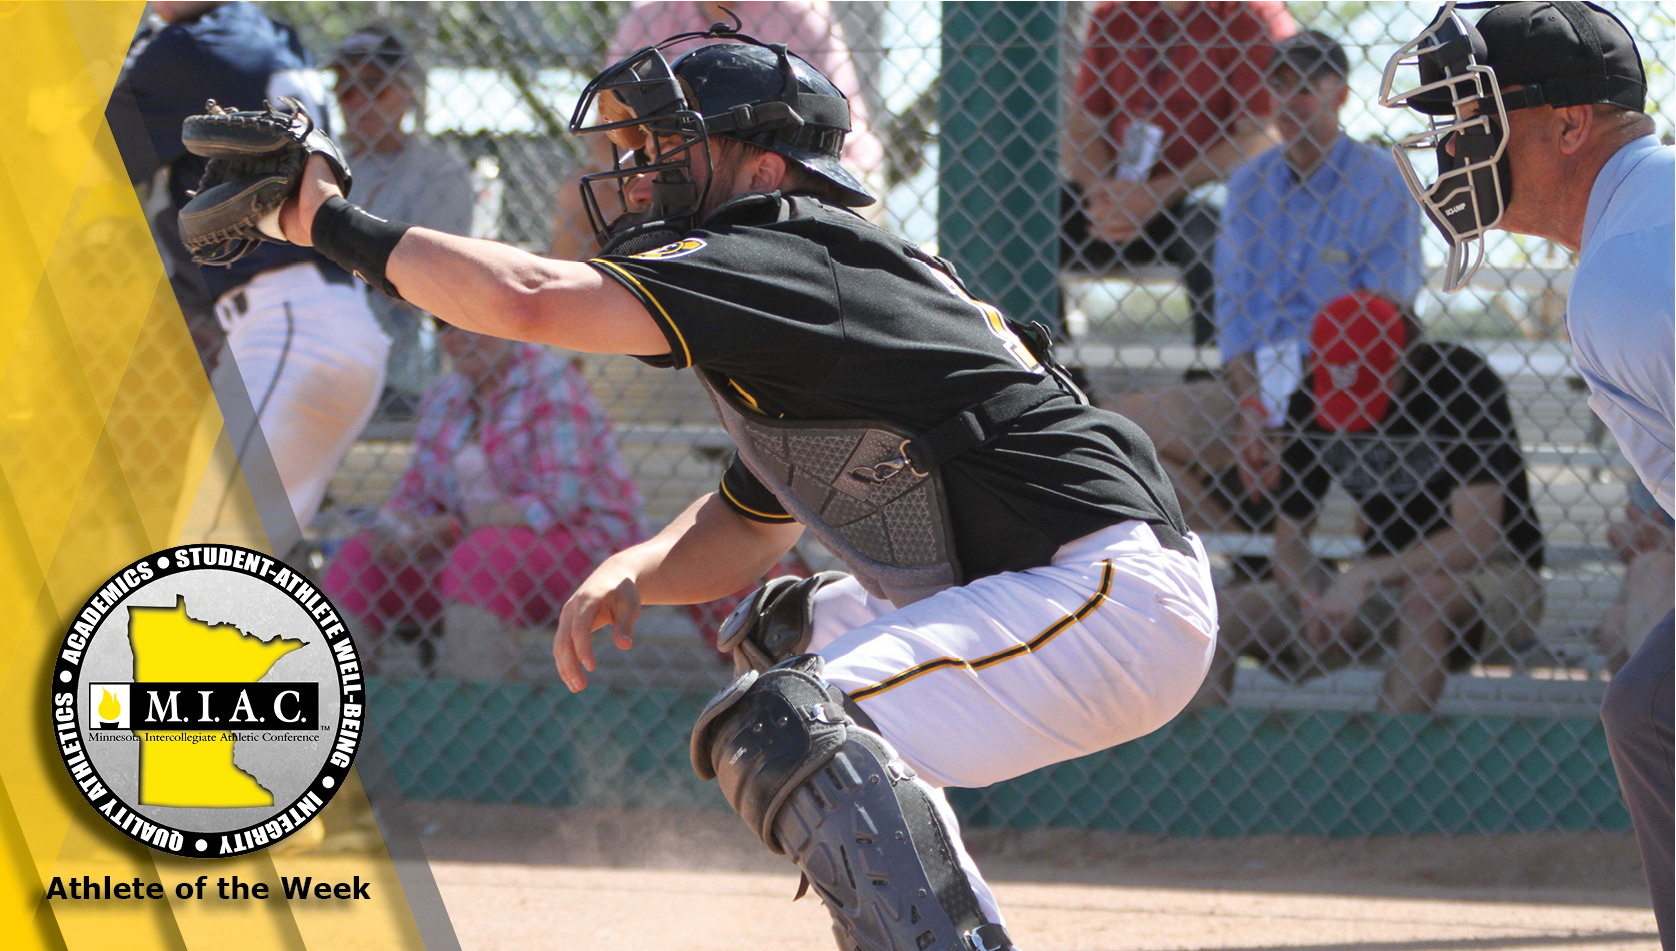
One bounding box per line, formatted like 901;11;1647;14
178;98;352;266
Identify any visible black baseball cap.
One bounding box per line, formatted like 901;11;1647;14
1414;1;1645;115
1272;30;1350;81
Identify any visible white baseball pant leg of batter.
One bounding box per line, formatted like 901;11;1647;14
211;262;389;547
807;520;1219;926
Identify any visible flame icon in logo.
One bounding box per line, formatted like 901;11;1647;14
98;688;122;722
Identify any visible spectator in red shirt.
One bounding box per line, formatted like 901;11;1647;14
1065;1;1294;345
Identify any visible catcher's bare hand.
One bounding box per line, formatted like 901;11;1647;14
276;153;343;247
554;562;642;692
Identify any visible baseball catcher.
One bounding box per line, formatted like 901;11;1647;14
195;20;1218;950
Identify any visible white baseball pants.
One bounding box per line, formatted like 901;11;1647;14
205;262;388;548
808;519;1218;925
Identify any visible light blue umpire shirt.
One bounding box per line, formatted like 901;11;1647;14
1567;134;1675;517
1215;135;1425;417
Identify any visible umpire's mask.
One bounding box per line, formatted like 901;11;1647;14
1379;1;1646;292
570;18;873;255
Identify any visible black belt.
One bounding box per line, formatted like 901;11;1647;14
900;383;1197;561
902;382;1062;474
317;261;355;286
222;262;354;316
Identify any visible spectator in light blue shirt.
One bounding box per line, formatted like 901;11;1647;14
1117;30;1424;534
1216;43;1426;411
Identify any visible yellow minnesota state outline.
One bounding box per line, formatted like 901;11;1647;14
126;596;305;807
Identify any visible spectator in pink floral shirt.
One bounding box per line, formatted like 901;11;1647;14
324;323;643;679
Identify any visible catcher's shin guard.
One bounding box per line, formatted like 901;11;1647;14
717;571;850;675
691;655;1013;951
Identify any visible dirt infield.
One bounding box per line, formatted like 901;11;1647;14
410;801;1659;950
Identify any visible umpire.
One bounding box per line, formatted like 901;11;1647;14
1383;3;1673;944
205;22;1218;951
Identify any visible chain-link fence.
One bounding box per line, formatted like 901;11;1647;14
163;1;1672;836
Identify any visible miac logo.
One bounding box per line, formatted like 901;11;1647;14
89;684;129;729
51;545;363;857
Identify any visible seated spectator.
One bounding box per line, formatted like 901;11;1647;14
552;0;885;259
323;323;644;680
331;27;474;416
1115;30;1424;533
1204;294;1545;713
1064;0;1293;344
1595;479;1675;674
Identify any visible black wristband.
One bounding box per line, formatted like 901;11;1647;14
311;196;412;300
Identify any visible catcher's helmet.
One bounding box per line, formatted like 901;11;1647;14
674;43;873;206
570;20;874;253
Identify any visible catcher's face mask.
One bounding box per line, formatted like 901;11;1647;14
571;13;869;256
1378;2;1517;292
570;37;717;255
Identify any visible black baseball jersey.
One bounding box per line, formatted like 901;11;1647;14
1276;341;1545;569
590;192;1186;581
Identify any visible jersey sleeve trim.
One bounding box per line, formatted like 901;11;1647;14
588;258;693;368
727;377;776;415
718;478;797;523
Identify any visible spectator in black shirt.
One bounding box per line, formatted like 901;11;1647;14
1204;293;1544;713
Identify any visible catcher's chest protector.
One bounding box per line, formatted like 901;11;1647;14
700;372;961;606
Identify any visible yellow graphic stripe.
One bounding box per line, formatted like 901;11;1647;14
0;5;430;949
850;560;1114;702
0;5;195;950
590;258;692;367
718;479;796;522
